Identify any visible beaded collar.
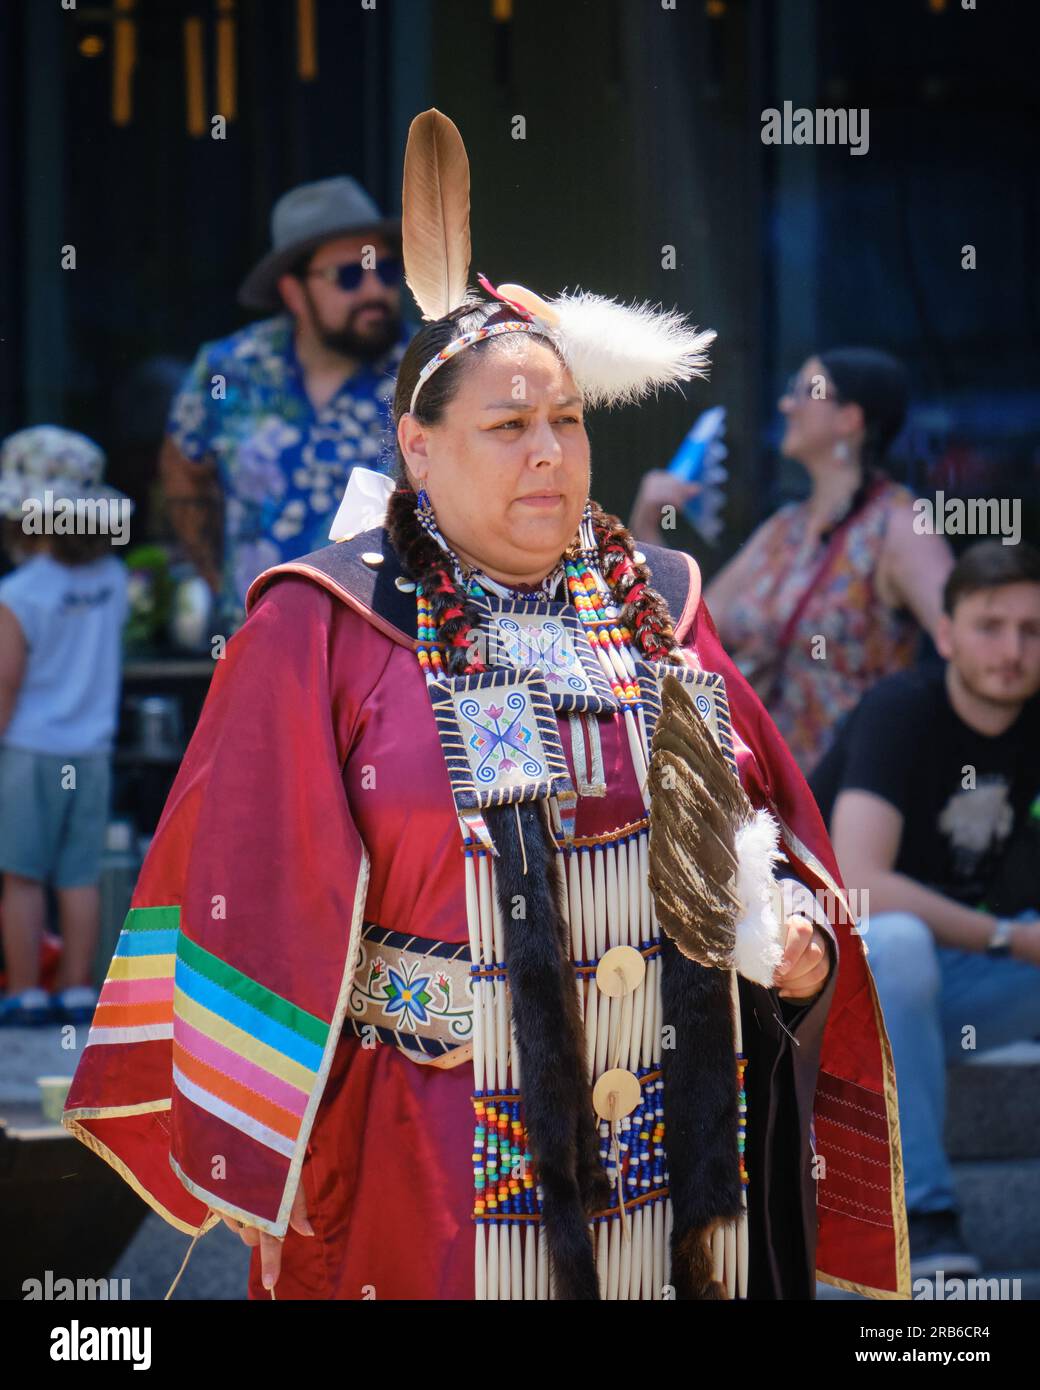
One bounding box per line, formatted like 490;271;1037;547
464;561;566;605
415;493;610;609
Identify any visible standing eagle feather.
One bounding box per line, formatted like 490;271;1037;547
401;109;472;322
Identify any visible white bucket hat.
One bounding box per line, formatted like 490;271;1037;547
0;426;134;520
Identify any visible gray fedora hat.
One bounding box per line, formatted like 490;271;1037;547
238;176;401;312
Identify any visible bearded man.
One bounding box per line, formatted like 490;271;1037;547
161;176;412;633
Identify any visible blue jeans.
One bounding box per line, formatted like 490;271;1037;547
865;911;1040;1214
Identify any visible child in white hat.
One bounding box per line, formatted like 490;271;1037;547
0;427;132;1025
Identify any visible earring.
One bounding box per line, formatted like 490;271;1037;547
578;497;599;559
833;440;851;463
416;485;434;520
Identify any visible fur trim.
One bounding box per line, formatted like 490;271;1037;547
732;810;786;987
659;938;744;1296
488;800;607;1299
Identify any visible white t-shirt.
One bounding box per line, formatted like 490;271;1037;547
0;553;129;755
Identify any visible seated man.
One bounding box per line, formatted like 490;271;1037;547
811;539;1040;1278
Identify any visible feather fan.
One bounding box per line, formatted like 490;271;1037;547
648;675;785;986
401;109;472;321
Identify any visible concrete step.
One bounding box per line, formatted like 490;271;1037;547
946;1043;1040;1162
952;1158;1040;1270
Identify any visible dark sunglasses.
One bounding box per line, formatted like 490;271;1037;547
305;257;403;293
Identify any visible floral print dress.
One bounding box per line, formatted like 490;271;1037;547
720;481;919;774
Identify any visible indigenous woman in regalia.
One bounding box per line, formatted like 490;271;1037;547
63;112;909;1302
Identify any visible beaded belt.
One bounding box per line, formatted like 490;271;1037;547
341;920;671;1083
343;923;475;1069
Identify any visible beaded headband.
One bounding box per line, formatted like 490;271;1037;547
408;319;541;415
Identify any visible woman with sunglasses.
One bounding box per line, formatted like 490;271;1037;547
633;348;953;774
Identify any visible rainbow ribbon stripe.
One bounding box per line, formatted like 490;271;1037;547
90;905;178;1043
89;905;328;1159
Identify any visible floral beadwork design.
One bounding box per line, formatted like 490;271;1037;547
348;935;473;1040
459;691;542;784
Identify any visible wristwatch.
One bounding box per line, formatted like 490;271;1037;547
985;918;1015;958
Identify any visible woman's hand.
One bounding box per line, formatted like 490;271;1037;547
629;470;701;543
219;1179;314;1291
773;915;832;1002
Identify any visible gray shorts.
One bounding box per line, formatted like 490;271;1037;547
0;746;112;888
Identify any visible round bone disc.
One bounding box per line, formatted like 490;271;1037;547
592;1068;642;1121
361;551;384;567
596;945;646;997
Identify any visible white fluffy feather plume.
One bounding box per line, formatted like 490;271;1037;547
732;810;786;987
545;290;716;409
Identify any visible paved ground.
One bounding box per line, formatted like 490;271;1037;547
2;1022;249;1300
112;1212;250;1301
1;1022;79;1101
7;1025;1036;1301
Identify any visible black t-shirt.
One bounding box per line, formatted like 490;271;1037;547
811;666;1040;908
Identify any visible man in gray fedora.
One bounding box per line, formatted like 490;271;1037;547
160;176;412;634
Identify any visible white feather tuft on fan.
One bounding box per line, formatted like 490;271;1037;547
732;809;786;987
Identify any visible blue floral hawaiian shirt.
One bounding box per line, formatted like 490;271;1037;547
167;314;411;631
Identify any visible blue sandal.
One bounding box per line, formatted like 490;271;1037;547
0;987;54;1027
51;986;100;1025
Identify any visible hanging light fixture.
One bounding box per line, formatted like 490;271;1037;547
111;0;136;127
216;0;238;121
183;14;206;138
297;0;318;81
78;0;309;136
